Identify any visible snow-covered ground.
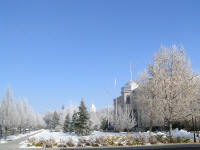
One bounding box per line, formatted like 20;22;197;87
19;128;196;148
0;129;43;144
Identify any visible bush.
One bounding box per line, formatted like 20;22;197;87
35;140;46;147
66;137;75;147
156;135;167;144
28;137;36;145
149;136;157;144
165;136;191;144
176;137;191;143
57;139;66;148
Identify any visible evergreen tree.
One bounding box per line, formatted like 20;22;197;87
70;111;78;133
75;99;91;136
52;111;59;129
63;114;70;133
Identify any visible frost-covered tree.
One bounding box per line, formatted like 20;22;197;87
89;105;101;130
58;103;77;129
0;88;45;138
96;106;114;129
137;71;163;132
0;88;16;138
148;45;200;137
16;100;26;133
35;113;45;128
114;106;137;132
44;111;54;129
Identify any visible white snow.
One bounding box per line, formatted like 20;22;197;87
19;128;196;148
0;130;43;144
0;139;7;144
168;128;194;139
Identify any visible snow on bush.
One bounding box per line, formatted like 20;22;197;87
170;128;193;139
20;129;194;148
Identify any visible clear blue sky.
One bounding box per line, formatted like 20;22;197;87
0;0;200;114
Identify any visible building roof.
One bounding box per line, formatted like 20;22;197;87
121;80;138;92
90;104;96;112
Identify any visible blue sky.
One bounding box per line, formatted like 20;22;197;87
0;0;200;114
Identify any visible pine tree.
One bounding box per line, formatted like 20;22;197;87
70;111;78;133
75;99;91;136
63;114;70;133
52;111;59;129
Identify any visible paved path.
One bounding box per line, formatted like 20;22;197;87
0;130;43;150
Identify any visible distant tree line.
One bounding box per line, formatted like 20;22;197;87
0;88;45;139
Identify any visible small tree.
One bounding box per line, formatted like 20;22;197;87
114;106;137;132
74;98;91;136
63;114;71;133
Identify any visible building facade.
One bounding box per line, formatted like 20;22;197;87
113;79;163;129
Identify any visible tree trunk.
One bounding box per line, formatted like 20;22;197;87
149;119;153;133
195;117;197;143
4;127;8;140
192;116;196;142
169;122;173;137
19;127;21;134
0;125;2;138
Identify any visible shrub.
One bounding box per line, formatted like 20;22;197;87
66;138;75;147
149;136;157;144
176;137;191;143
28;137;36;145
57;139;66;148
155;135;167;144
35;140;46;147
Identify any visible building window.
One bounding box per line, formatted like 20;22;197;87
126;96;130;104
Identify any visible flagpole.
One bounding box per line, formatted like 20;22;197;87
106;90;109;129
114;78;117;118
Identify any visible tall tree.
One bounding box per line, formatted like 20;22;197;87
70;111;78;133
16;100;25;133
75;98;91;136
63;114;71;133
44;111;54;129
0;88;16;138
137;71;163;132
52;111;60;129
148;45;199;137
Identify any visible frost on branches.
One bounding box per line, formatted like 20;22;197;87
0;88;45;139
114;106;137;132
147;45;200;137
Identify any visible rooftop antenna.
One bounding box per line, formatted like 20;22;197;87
130;62;133;81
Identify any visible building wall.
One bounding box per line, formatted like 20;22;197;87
113;83;164;128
